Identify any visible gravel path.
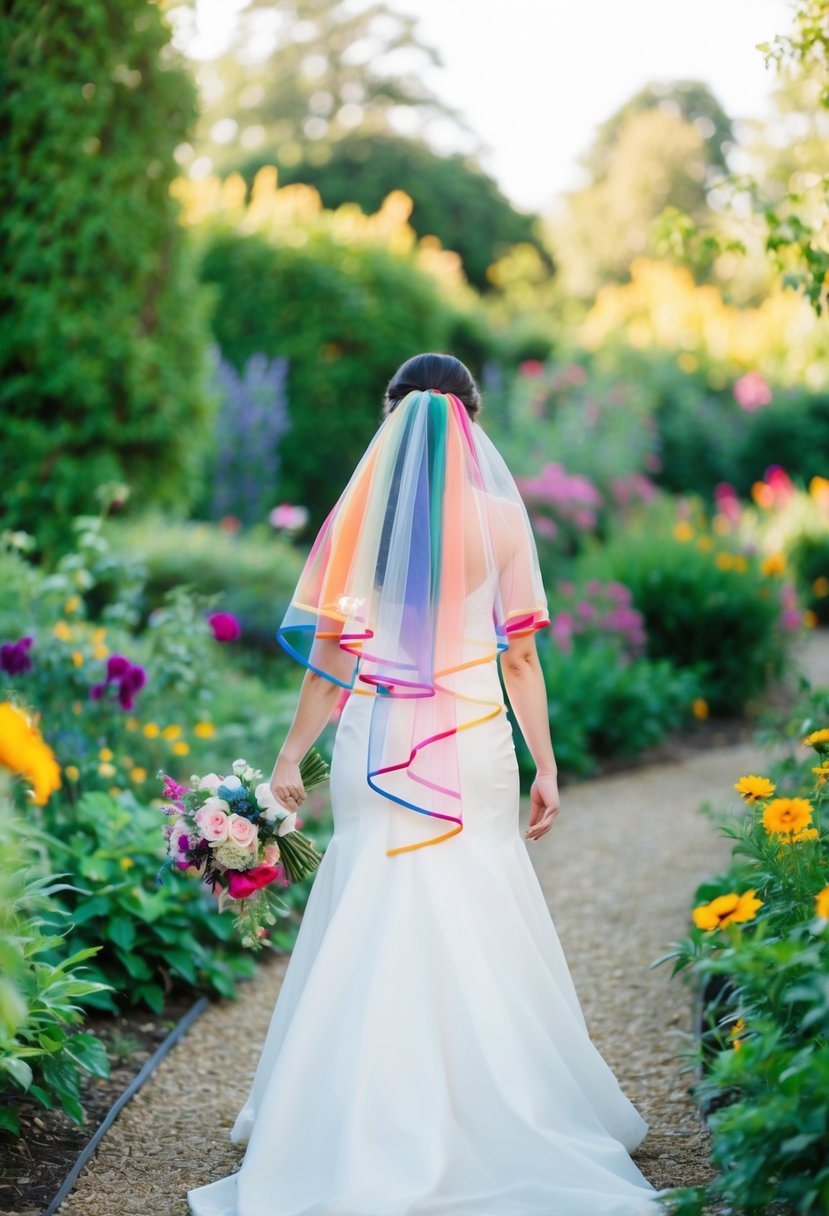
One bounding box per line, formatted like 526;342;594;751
54;632;827;1216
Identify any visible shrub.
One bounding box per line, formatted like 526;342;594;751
0;734;111;1134
655;679;829;1215
0;0;212;557
574;496;801;714
512;629;701;783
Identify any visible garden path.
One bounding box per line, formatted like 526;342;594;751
55;629;829;1215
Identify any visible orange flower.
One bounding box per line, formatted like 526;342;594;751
692;889;763;931
734;774;775;803
762;797;813;838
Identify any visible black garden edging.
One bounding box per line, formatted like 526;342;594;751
43;995;210;1216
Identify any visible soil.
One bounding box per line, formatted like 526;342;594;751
0;991;214;1216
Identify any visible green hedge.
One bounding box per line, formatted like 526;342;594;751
0;0;212;557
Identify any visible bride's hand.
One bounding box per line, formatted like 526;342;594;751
526;772;560;842
270;753;306;811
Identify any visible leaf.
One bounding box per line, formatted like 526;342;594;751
64;1033;110;1079
133;983;165;1014
106;917;136;952
0;1106;19;1135
0;1056;33;1091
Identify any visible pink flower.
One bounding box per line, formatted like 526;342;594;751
227;814;258;848
263;842;281;866
195;800;230;841
269;503;310;531
519;359;545;378
733;371;772;411
208;612;241;642
226;864;283;900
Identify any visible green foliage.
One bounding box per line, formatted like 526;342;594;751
38;791;258;1013
0;0;212;557
653;678;829;1214
0;796;112;1134
512;633;700;783
103;514;307;655
200;228;467;531
732;389;829;495
789;529;829;624
237;133;553;291
575;502;792;714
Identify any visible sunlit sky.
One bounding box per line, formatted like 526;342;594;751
182;0;796;215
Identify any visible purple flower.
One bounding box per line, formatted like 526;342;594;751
1;636;33;676
106;654;131;680
161;774;191;801
90;655;147;712
208;612;241;642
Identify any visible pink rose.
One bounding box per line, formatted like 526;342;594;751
195;799;230;842
263;842;281;866
227;814;258;848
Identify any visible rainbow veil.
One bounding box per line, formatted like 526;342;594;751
276;389;549;856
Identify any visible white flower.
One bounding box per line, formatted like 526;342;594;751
232;758;248;776
201;795;231;816
198;772;223;792
243;765;260;783
222;774;243;792
254;782;283;821
276;811;297;837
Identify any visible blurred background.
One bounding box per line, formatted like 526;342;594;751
1;0;829;1102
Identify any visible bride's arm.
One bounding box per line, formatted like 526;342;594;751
499;630;561;841
269;637;353;809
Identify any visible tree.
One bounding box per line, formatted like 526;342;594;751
233;131;553;291
185;0;471;177
0;0;212;555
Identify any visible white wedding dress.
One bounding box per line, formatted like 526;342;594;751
188;572;666;1216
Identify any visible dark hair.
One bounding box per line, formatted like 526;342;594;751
382;352;482;421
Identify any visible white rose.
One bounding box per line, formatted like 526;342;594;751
243;765;260;783
201;795;231;816
222;774;242;792
232;758;248;776
199;772;223;792
254;782;283;821
276;811;297;837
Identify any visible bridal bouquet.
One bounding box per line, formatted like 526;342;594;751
158;751;328;948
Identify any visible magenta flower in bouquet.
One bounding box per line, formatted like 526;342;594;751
158;751;328;948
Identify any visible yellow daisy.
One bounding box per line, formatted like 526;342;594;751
692;889;763;931
762;797;813;837
734;774;775;803
816;885;829;920
0;702;62;805
802;728;829;750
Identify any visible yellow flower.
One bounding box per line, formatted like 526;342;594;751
812;576;829;598
125;717;139;731
98;762;116;778
65;764;80;782
691;697;709;720
715;551;733;570
734;774;775;803
92;627;107;643
143;723;160;739
761;552;786;577
803;728;829;750
712;514;731;535
99;747;114;762
161;724;182;741
791;827;819;843
130;767;147;783
696;536;714;552
108;786;122;798
93;644;109;660
809;475;829;502
816;884;829;919
194;721;216;739
803;610;818;628
673;521;694;542
52;620;72;642
762;797;813;837
71;650;85;668
730;1016;746;1049
732;555;748;573
692;889;763;931
172;741;190;757
812;763;829;787
64;596;82;615
0;702;62;805
119;857;135;871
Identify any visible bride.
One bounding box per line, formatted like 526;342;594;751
188;353;667;1216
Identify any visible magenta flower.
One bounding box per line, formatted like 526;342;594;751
161;774;191;802
89;654;147;712
1;636;33;676
208;612;241;642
